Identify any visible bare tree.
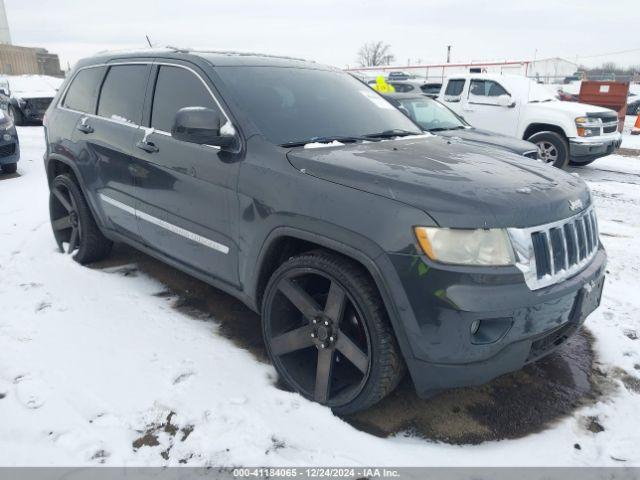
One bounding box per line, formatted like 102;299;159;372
357;41;395;67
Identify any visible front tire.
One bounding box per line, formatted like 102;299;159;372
49;174;113;264
1;162;17;174
261;250;405;414
528;131;569;169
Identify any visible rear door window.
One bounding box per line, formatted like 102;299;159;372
97;65;149;124
390;83;414;93
150;66;220;133
63;67;105;113
421;84;441;95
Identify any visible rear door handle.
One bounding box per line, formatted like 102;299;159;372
136;141;159;153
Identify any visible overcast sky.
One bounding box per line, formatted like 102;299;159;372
5;0;639;71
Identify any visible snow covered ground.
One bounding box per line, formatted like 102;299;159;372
622;115;640;149
1;126;639;467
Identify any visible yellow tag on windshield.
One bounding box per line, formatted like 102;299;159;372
372;76;395;93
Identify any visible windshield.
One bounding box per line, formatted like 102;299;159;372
215;66;421;145
395;96;466;131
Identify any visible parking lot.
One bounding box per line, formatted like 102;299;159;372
0;125;638;466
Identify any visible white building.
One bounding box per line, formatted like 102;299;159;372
347;57;579;84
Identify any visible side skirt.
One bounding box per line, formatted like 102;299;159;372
99;228;256;313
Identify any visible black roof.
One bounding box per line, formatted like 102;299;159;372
75;47;328;70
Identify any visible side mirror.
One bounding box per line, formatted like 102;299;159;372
171;107;236;149
0;88;8;96
497;94;515;108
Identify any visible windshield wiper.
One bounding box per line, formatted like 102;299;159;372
280;135;369;148
364;129;419;139
428;126;465;132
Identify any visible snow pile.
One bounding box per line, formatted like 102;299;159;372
304;140;345;149
0;127;639;466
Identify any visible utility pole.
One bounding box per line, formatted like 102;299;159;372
446;45;451;63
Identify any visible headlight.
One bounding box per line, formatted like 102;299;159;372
414;227;515;266
575;116;601;137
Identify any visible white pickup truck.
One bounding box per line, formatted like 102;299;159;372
438;74;622;168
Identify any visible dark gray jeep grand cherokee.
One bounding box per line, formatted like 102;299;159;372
44;49;606;414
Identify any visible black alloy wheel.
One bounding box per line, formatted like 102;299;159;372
50;178;83;255
262;251;404;414
49;174;113;263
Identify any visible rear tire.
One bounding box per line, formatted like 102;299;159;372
49;174;113;264
1;162;17;174
261;250;405;414
527;131;569;169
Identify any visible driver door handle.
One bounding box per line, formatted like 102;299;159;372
136;141;159;154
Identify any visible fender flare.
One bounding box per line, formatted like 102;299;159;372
251;226;415;362
45;153;108;231
521;122;569;141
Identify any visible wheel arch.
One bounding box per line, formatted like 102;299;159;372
46;154;81;185
46;154;107;231
523;123;568;141
251;227;414;363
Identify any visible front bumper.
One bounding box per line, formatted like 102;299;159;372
0;130;19;165
569;133;622;161
384;247;606;397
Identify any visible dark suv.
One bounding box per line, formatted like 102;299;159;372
44;49;606;414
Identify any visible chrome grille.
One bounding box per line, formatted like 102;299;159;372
587;112;619;134
508;206;599;290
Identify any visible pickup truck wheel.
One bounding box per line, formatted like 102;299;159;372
528;131;569;169
49;174;113;264
1;162;17;174
262;251;404;414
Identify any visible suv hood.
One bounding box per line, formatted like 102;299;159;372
287;136;590;229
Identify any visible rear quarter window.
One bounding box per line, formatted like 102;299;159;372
97;65;149;124
62;67;105;113
390;83;414;93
